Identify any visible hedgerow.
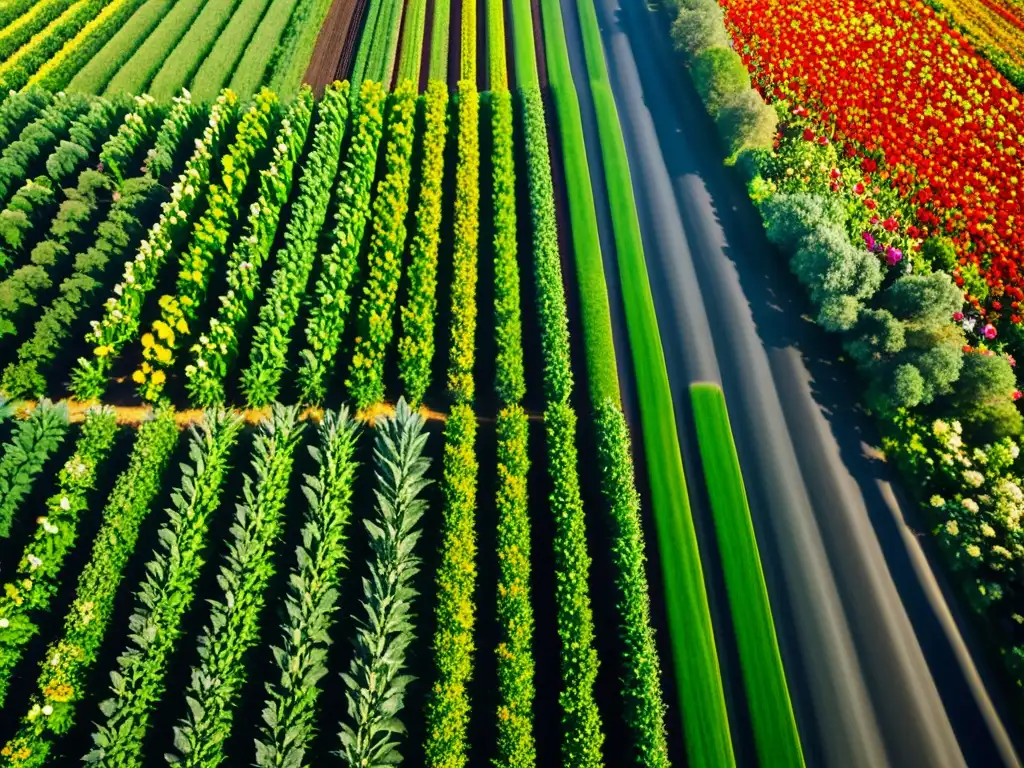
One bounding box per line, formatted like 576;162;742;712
0;399;69;538
397;80;449;405
295;80;387;405
71;91;238;401
0;0;125;92
147;0;245;100
241;82;350;407
135;89;278;401
337;398;432;766
166;405;305;768
0;406;116;705
1;96;195;398
66;0;176;94
346;80;418;410
424;403;479;768
28;0;149;91
519;88;571;403
593;400;671;767
190;0;274;101
255;407;360;767
491;89;523;405
186;90;314;407
0;409;178;768
85;409;244;766
446;82;479;405
493;406;534;768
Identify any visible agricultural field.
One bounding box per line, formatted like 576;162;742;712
1;0;1023;761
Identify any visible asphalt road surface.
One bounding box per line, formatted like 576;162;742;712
551;0;1024;764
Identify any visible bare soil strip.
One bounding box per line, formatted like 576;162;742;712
303;0;362;94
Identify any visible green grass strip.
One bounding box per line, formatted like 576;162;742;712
68;0;174;93
228;0;300;98
427;0;450;80
350;0;384;87
396;0;427;83
264;0;334;98
506;0;536;89
103;0;208;96
690;383;805;767
534;0;618;405
190;0;273;102
148;0;243;100
566;0;735;761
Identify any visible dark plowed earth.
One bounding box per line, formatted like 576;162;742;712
559;0;1024;764
303;0;364;93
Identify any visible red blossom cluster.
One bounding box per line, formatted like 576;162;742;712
723;0;1024;317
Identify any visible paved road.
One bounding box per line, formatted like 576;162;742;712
552;0;1023;764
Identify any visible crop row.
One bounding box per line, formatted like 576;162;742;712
134;88;279;401
0;399;68;539
70;90;238;400
397;80;449;406
346;80;417;410
295;80;388;406
351;0;406;90
185;89;315;407
241;81;350;407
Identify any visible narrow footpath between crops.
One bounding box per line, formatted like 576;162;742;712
556;0;1023;766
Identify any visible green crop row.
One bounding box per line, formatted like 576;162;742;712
0;400;69;538
446;82;479;404
99;94;160;183
0;408;178;768
0;0;78;66
255;408;360;767
135;89;279;402
491;89;524;405
427;0;450;80
66;0;175;94
103;0;207;97
166;405;304;768
228;0;306;98
493;405;535;768
147;0;243;100
461;0;476;81
351;0;404;90
70;90;238;401
346;80;417;410
690;383;804;766
0;0;39;31
487;0;508;88
397;80;449;405
296;80;388;405
28;0;148;92
0;179;58;267
0;88;52;148
0;406;117;704
240;82;350;407
424;403;480;768
85;409;244;766
185;90;314;407
190;0;273;101
1;95;195;399
263;0;334;98
338;399;431;766
396;0;428;83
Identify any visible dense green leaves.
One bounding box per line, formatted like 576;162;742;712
0;409;178;768
167;405;305;767
185;90;313;407
85;409;243;766
296;80;387;405
346;80;417;410
255;408;361;767
543;402;604;767
337;398;431;767
0;406;117;705
593;401;671;768
397;81;449;406
0;399;69;538
424;404;479;768
0;88;52;148
493;406;535;768
241;82;350;407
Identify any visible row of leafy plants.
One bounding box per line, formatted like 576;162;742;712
2;93;197;399
0;399;69;539
670;0;1024;697
185;88;315;406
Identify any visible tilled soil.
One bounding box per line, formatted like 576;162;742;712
303;0;366;94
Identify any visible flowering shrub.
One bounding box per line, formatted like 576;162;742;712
70;91;238;401
185;89;313;407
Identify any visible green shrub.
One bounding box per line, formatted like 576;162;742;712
918;235;958;274
690;47;750;116
671;7;729;56
790;224;882;329
0;399;68;538
715;88;778;160
761;192;846;253
949;352;1024;442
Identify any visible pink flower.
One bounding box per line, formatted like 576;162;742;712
1008;355;1016;367
886;246;903;266
1013;390;1022;401
953;311;964;321
983;324;998;340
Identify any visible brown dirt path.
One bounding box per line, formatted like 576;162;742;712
303;0;364;95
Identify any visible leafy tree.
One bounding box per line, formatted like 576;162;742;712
886;272;963;331
671;8;730;57
690;47;751;116
761;191;846;252
715;89;778;160
790;224;882;329
948;352;1024;442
